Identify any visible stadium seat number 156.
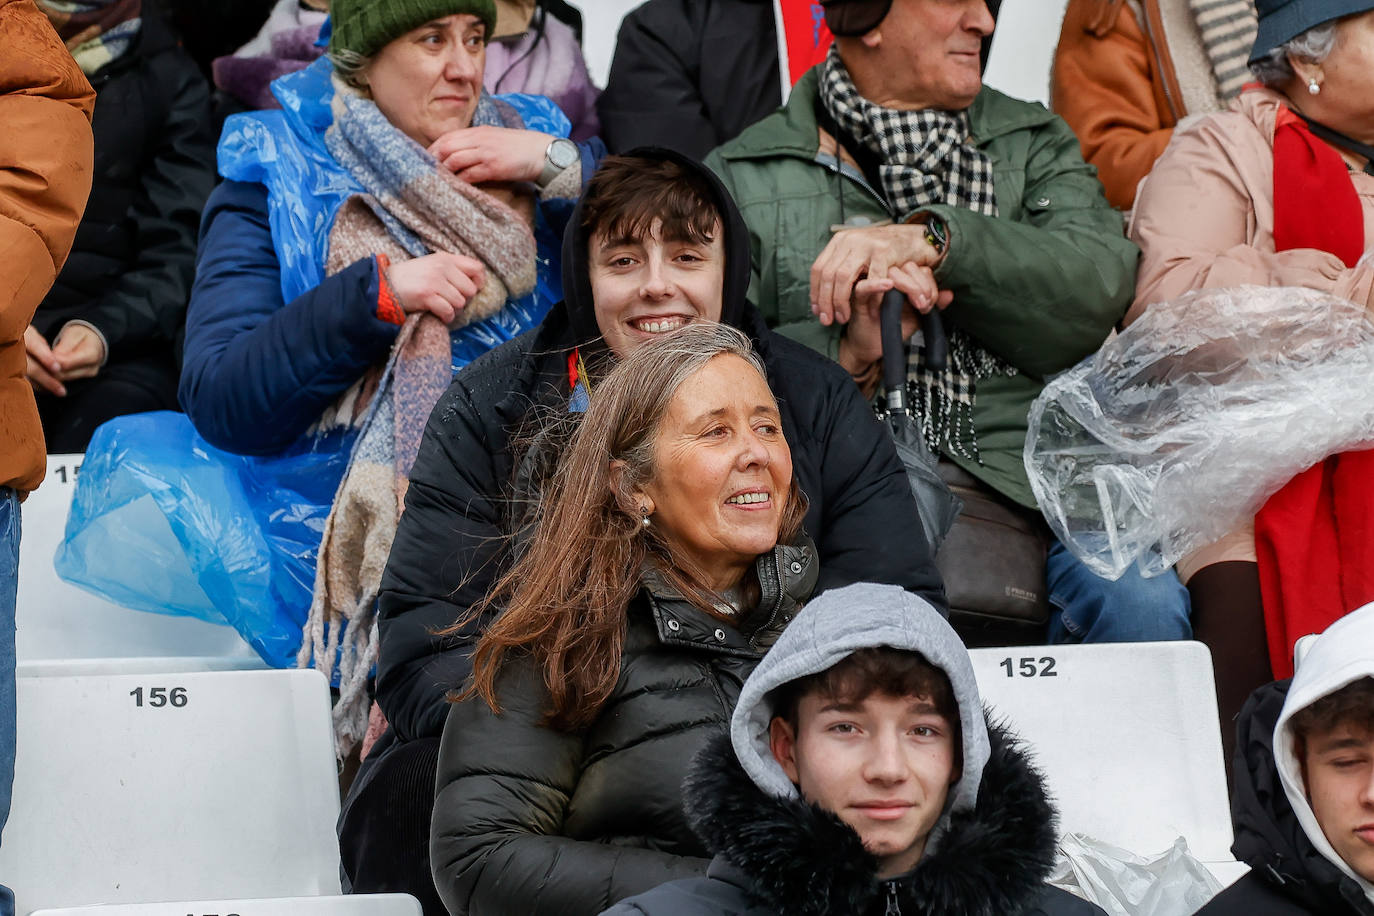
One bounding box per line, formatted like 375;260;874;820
129;686;189;708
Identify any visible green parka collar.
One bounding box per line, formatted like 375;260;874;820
714;66;1058;164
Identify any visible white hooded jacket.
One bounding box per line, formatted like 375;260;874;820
1274;604;1374;905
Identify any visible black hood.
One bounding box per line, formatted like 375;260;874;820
558;147;755;361
1230;680;1374;915
683;719;1063;916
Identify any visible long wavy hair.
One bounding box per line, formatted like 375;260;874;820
452;322;807;730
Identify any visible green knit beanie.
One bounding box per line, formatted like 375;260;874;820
328;0;497;60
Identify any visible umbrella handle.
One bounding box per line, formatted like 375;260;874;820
923;307;948;372
880;289;908;411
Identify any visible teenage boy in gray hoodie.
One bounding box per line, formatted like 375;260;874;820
603;582;1102;916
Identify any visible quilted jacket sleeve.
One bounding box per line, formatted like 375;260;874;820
178;180;402;455
431;659;711;916
374;375;511;742
0;0;94;491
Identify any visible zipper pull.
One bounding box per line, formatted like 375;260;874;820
884;882;901;916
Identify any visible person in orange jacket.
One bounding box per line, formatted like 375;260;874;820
1052;0;1256;209
0;2;94;911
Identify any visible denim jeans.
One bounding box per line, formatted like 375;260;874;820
0;488;17;916
1046;535;1192;643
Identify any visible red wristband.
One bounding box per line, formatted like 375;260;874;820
375;254;405;326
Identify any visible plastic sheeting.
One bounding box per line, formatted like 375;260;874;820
1049;834;1223;916
54;58;569;668
55;413;352;668
219;56;573;305
1026;285;1374;579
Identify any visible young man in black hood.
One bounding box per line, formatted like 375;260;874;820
339;150;946;912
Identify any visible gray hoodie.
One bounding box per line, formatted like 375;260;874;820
728;581;993;850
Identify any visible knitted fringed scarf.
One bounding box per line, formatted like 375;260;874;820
37;0;142;75
297;78;536;758
1187;0;1258;102
820;48;1017;460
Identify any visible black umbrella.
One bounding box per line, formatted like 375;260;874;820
880;289;960;552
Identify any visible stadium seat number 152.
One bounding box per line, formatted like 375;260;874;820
998;657;1058;678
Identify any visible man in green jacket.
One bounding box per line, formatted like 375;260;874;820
705;0;1191;643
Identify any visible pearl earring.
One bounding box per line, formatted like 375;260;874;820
640;507;651;527
1308;78;1321;95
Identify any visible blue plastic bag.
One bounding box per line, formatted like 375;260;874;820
55;58;570;668
56;413;354;668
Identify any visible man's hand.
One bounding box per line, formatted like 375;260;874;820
837;263;953;375
810;223;943;327
24;325;66;396
52;323;105;382
385;252;487;326
427;126;554;185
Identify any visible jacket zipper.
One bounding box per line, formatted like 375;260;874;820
748;551;787;650
1136;0;1183;123
884;882;901;915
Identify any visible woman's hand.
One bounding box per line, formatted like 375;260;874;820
52;324;106;382
837;263;953;373
386;252;487;325
24;325;66;397
427;126;555;185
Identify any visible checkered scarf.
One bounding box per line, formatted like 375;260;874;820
820;48;1016;460
37;0;142;76
820;45;996;221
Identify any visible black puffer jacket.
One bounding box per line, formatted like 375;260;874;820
596;0;780;159
431;543;818;916
33;9;214;364
606;726;1103;916
1195;681;1374;916
374;150;944;748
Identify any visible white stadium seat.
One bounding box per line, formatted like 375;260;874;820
573;0;643;88
969;641;1235;863
17;455;261;671
0;669;341;914
29;896;422;916
981;0;1073;106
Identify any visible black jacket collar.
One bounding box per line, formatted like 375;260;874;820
640;539;818;656
683;719;1059;916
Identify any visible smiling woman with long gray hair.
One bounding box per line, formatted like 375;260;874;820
430;323;817;916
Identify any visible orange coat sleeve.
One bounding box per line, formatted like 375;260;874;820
1051;0;1176;210
0;0;94;491
0;0;95;321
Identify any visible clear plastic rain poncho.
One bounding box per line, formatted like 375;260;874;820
1025;285;1374;580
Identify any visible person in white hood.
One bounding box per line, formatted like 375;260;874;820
1197;603;1374;916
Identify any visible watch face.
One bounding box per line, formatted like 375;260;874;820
550;139;578;169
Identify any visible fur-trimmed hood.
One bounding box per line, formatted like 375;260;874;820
727;583;990;845
682;721;1061;916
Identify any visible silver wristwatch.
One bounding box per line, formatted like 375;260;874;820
537;138;579;188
